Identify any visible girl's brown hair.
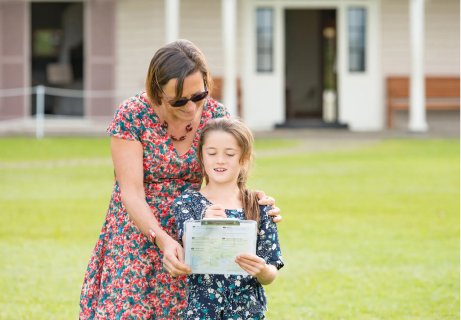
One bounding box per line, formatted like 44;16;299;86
197;118;260;226
145;39;213;106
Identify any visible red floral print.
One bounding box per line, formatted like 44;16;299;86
79;93;229;319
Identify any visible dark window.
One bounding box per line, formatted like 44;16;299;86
256;8;274;72
348;7;366;72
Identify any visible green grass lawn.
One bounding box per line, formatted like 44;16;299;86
0;137;299;163
0;138;458;319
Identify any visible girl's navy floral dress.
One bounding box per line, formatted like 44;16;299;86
173;191;284;320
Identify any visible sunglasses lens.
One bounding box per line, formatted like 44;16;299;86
171;99;188;107
190;91;208;102
170;91;208;107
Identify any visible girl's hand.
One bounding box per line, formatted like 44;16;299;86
255;190;282;223
235;254;267;277
204;204;227;219
161;237;192;277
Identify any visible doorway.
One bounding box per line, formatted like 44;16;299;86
30;2;84;116
285;9;337;121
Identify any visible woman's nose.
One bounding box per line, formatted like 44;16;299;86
184;101;195;112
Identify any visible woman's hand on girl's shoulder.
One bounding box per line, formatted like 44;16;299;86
255;190;282;223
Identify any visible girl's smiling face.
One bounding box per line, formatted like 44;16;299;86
202;131;243;185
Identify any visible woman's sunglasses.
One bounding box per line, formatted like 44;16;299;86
156;77;209;107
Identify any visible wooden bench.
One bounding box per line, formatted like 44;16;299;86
387;77;460;128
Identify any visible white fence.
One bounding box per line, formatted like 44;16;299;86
0;86;123;139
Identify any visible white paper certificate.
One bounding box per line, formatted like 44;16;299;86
184;220;257;275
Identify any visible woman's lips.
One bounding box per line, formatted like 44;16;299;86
214;168;227;172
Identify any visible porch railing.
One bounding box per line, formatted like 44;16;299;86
0;86;121;139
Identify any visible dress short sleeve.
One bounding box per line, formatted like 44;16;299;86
216;104;230;119
106;101;141;141
257;205;284;270
208;99;231;119
172;193;197;245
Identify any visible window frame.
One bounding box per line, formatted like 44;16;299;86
347;7;367;73
256;7;274;73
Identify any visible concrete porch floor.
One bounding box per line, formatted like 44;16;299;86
0;110;458;139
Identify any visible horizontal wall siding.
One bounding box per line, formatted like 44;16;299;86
425;0;460;75
382;0;460;76
115;0;244;101
115;0;164;99
179;0;243;79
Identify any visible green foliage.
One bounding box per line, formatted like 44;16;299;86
0;138;458;319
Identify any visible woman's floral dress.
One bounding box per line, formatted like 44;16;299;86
173;191;284;320
79;92;229;320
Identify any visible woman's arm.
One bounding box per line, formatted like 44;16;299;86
235;254;278;285
111;136;191;276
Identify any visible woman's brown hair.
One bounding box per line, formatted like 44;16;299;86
197;118;260;226
145;39;213;106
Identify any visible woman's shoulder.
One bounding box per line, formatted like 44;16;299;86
107;92;152;140
203;97;230;120
115;92;150;116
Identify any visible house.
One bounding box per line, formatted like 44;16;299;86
0;0;459;131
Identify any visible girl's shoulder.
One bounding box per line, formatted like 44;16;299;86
173;191;209;220
259;204;273;216
182;189;204;199
258;205;275;225
173;190;206;207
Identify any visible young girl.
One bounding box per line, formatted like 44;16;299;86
173;118;284;320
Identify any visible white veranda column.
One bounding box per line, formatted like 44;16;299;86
408;0;428;132
165;0;179;44
221;0;237;117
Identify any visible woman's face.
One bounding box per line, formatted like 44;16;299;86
161;71;207;122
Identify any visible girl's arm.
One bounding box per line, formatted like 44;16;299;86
235;254;278;285
111;137;191;276
236;204;284;284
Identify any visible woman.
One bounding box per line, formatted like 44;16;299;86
79;39;281;319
